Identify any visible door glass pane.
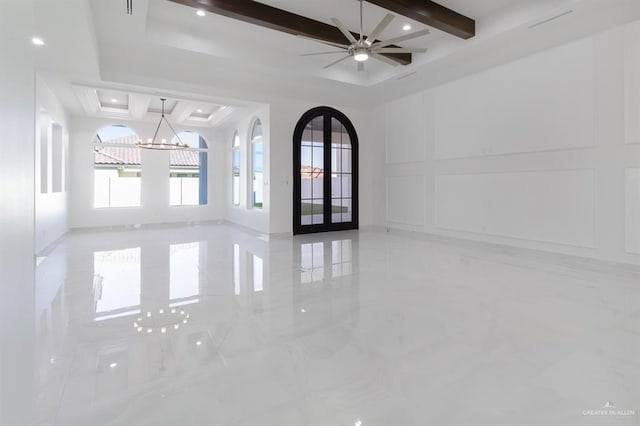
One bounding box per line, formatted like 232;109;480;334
341;199;353;223
341;149;352;173
331;198;343;223
301;172;312;200
332;198;353;224
312;176;323;200
311;116;323;145
331;147;342;173
301;116;324;227
302;200;324;225
331;174;352;199
331;174;342;198
341;174;352;198
301;200;313;225
331;118;351;147
311;199;324;225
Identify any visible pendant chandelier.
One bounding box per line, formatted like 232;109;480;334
135;98;189;150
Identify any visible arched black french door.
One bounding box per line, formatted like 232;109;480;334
293;106;359;235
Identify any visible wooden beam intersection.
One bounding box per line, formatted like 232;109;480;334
168;0;412;65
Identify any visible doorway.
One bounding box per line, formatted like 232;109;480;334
293;106;359;235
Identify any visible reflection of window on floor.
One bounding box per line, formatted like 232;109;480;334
301;242;324;283
233;243;240;295
170;242;200;303
93;248;141;320
251;253;263;292
332;240;353;278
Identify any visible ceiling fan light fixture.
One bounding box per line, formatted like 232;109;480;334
354;49;369;62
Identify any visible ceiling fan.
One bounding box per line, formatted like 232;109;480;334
301;0;429;72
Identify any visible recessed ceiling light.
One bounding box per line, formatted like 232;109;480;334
196;9;206;17
197;109;203;113
31;37;45;46
402;24;411;31
109;362;118;369
111;98;118;103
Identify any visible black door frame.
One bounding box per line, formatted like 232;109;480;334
293;106;359;235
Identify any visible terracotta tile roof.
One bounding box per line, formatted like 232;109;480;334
94;136;200;167
170;150;200;167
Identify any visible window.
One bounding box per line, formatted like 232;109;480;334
232;130;240;206
51;123;63;193
250;119;264;209
170;131;208;206
93;125;141;208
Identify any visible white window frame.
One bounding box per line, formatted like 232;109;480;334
232;130;240;206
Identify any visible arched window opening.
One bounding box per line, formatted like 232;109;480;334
250;119;264;209
232;130;240;206
93;125;141;208
293;107;358;234
170;131;208;206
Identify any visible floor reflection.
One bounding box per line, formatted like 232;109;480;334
169;242;202;303
34;224;363;425
93;247;141;321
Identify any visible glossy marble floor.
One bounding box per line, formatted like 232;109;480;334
34;224;640;425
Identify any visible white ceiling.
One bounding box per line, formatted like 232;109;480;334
31;0;640;119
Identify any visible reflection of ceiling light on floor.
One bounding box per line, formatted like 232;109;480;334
135;309;189;334
109;362;118;369
32;37;45;46
300;308;306;313
402;24;411;31
196;9;206;17
196;340;202;346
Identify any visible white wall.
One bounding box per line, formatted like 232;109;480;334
0;1;37;424
68;117;226;229
224;105;271;234
35;77;69;252
379;22;640;265
224;100;377;234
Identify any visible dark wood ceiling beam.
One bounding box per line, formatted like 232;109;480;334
167;0;412;65
366;0;475;39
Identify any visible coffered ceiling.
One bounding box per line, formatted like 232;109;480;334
71;84;236;127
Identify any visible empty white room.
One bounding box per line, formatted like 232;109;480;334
2;0;640;424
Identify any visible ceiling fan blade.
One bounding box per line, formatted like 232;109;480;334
297;35;350;49
374;28;430;49
324;55;352;69
371;53;400;67
373;47;428;54
331;17;358;44
300;51;347;56
366;13;394;44
357;61;365;72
